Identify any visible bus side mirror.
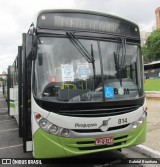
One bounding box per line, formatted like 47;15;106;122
26;34;37;60
38;53;43;66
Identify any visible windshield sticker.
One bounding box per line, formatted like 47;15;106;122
104;86;114;98
61;64;74;82
114;88;130;95
77;63;89;79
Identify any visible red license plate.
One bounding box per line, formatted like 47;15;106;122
95;137;114;145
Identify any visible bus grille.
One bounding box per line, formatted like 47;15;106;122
72;124;130;133
76;135;128;151
57;105;140;117
78;142;126;150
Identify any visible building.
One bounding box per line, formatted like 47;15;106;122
155;7;160;29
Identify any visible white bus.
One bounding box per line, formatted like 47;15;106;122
7;9;147;158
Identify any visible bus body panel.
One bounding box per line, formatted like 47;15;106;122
9;86;19;123
32;95;144;133
9;88;15;116
13;85;19;123
31;94;50;135
33;120;146;158
47;107;144;131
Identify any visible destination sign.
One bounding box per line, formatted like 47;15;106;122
37;12;139;37
53;16;119;33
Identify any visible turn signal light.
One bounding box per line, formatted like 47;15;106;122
35;113;41;119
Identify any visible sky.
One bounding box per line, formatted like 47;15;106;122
0;0;160;74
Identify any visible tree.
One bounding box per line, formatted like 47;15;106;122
144;29;160;61
141;45;151;63
0;77;4;86
0;77;4;82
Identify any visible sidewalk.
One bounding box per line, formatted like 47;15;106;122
144;96;160;151
132;92;160;159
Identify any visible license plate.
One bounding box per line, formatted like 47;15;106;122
95;137;114;145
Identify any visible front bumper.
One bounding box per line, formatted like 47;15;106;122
33;119;147;158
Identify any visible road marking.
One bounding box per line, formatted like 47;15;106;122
0;144;23;150
0;128;18;133
0;120;15;123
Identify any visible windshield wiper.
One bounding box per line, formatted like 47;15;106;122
66;32;96;90
91;44;96;91
66;32;94;63
114;38;126;87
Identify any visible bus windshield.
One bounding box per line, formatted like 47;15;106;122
34;37;143;102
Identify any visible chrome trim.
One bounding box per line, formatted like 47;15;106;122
67;118;146;138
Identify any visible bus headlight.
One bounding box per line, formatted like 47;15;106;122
61;128;70;137
39;118;48;128
132;122;138;129
34;113;70;137
139;117;144;124
49;124;58;134
142;111;147;117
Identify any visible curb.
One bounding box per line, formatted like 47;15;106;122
145;91;160;98
131;144;160;160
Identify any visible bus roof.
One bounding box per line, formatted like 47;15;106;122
37;9;139;27
33;9;140;38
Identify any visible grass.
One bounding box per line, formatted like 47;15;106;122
144;79;160;91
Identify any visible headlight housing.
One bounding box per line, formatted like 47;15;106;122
61;128;70;137
142;111;147;117
39;118;48;128
131;110;147;129
34;113;70;137
139;117;144;124
49;124;58;134
132;122;138;128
